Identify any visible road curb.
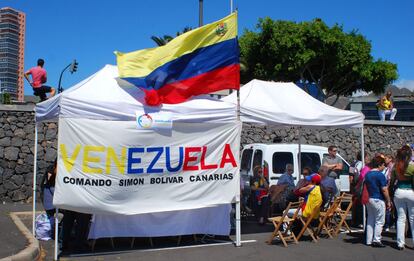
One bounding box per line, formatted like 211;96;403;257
0;212;40;261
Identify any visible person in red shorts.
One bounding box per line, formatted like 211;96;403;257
24;58;55;101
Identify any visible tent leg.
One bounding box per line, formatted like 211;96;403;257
298;127;302;175
235;199;241;247
32;122;38;235
360;127;366;230
54;208;59;260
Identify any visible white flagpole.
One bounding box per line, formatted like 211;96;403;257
32;122;38;235
230;0;241;247
361;127;366;229
54;208;59;260
235;86;241;247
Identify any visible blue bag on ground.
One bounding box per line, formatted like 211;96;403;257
35;213;54;241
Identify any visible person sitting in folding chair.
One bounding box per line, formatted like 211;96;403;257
299;174;323;218
296;173;323;242
319;166;337;210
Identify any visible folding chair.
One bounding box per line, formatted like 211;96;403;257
333;193;353;236
266;199;303;247
316;195;343;238
296;200;322;243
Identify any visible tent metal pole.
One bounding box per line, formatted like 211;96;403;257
32;122;38;235
54;208;59;260
235;84;242;246
361;127;366;229
235;195;241;247
298;127;302;176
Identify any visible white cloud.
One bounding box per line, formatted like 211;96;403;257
395;79;414;91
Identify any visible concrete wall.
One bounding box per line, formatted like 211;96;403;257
1;106;413;202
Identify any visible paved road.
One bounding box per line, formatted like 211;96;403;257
42;220;413;261
2;203;413;261
46;230;413;261
0;203;32;259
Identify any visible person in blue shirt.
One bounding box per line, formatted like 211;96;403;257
278;163;295;187
364;155;392;248
319;165;337;209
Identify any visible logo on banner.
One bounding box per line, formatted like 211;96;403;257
136;112;173;130
137;114;153;128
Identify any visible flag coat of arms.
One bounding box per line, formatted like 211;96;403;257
115;13;239;106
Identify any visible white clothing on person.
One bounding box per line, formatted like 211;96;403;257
366;198;385;245
378;108;397;121
394;188;414;248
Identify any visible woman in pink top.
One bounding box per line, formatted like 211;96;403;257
360;165;371;180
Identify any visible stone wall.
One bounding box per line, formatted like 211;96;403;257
1;107;413;202
241;122;414;161
0;108;58;203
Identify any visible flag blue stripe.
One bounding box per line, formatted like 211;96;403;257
122;38;239;90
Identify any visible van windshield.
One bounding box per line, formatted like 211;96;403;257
272;152;294;173
241;149;253;171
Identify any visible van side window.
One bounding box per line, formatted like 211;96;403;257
272;152;293;173
300;152;321;173
241;149;253;171
252;150;263;169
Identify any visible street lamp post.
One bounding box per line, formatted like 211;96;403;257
58;59;78;93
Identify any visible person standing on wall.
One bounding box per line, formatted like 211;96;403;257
24;58;56;102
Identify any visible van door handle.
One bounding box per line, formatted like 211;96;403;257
270;177;278;180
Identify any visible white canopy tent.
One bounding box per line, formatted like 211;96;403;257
223;79;366;232
34;65;242;260
33;69;365;259
222;79;364;128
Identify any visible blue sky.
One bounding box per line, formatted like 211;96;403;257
4;0;414;95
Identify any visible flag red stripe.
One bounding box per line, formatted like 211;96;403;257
154;64;240;104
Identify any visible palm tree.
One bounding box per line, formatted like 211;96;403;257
151;27;193;46
150;35;174;46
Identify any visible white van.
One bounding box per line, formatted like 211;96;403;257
240;143;351;192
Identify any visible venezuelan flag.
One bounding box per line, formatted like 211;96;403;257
115;13;239;106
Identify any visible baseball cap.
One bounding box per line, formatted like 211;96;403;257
305;173;321;184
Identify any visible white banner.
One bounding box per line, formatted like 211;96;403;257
54;117;241;215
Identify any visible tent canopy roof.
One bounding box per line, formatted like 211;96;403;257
222;79;364;128
35;65;237;123
36;67;363;128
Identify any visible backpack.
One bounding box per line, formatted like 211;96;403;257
349;160;362;185
354;176;364;199
354;177;369;205
360;182;369;205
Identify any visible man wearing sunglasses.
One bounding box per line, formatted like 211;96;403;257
322;145;343;179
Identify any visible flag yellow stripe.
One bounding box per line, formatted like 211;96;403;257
115;12;237;78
